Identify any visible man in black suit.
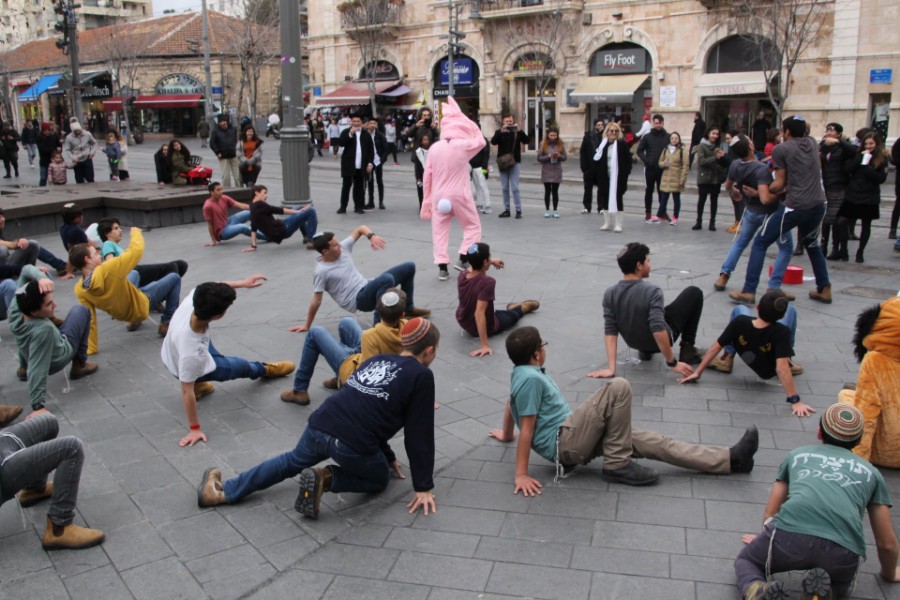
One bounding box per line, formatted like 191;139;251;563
365;117;388;210
338;115;375;214
579;118;605;214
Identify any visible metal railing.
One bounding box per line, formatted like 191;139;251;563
339;3;402;30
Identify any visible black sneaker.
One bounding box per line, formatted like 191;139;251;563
498;209;511;218
743;580;788;600
729;426;759;473
679;343;705;365
637;350;653;361
600;460;659;486
515;211;522;219
801;568;832;600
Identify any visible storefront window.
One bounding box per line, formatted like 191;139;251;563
706;35;780;74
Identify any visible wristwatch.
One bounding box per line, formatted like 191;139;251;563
666;356;678;368
786;394;801;405
366;232;375;240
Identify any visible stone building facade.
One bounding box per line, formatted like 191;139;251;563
306;0;899;148
0;0;152;49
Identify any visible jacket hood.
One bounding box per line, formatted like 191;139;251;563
865;296;900;360
438;97;474;140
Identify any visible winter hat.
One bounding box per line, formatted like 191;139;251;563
401;317;431;347
70;120;82;132
40;122;53;132
821;403;864;443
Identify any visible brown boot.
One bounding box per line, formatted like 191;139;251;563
789;360;804;376
16;367;27;382
506;300;540;314
713;273;729;291
42;517;105;550
728;291;756;305
194;381;215;399
126;320;143;332
809;285;833;304
263;361;295;378
69;361;98;380
197;467;226;507
0;404;23;427
280;389;310;406
405;307;432;318
158;322;169;337
725;221;740;234
18;482;52;507
295;466;333;519
322;377;339;390
709;353;734;374
766;288;795;301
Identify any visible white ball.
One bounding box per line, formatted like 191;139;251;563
437;198;453;214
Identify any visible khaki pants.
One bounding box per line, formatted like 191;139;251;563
557;378;730;474
218;158;241;188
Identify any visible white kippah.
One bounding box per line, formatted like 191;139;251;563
381;291;400;307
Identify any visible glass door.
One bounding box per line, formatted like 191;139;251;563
525;78;556;150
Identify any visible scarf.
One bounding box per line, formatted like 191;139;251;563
594;138;619;214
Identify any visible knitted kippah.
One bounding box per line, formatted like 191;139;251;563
401;317;431;347
822;403;863;442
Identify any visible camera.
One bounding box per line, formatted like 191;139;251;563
424;118;432;128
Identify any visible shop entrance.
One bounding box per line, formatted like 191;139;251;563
870;93;890;142
524;78;556;150
704;97;774;136
156;108;201;136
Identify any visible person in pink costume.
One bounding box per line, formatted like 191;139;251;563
421;97;487;281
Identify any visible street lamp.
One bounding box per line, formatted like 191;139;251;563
279;0;311;206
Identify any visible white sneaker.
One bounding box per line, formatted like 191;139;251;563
544;211;551;218
552;211;560;219
482;206;493;214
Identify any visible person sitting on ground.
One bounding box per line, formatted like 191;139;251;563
0;263;24;323
839;296;900;468
679;289;812;417
201;182;256;247
244;184;318;252
9;266;98;417
97;217;188;287
0;413;105;550
0;207;39;268
734;402;900;600
588;242;704;379
489;326;759;493
456;242;539;357
291;227;431;332
59;203;87;252
281;288;407;406
160;276;295;447
198;318;440;520
69;227;181;353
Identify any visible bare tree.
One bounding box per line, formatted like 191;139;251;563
338;0;403;116
723;0;831;123
226;0;280;118
95;23;155;138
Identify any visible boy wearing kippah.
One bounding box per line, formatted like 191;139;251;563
735;403;900;599
198;317;440;519
679;289;813;417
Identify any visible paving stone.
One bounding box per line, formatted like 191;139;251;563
670;554;736;584
2;568;70;600
441;479;531;513
243;569;335;600
486;562;592;600
130;481;201;526
73;490;145;533
705;500;766;533
411;505;507;536
300;542;400;579
186;543;270;583
0;531;54;581
322;575;431;600
616;493;707;528
47;542;111;578
121;556;206;600
383;527;480;558
257;533;321;571
474;536;573;568
203;562;279;600
524;486;618;521
224;503;303;547
63;565;135;600
388;551;492;591
592;520;686;553
570;545;670;577
158;511;246;561
108;455;183;495
590;572;695;600
103;520;174;571
685;528;746;559
499;512;595;545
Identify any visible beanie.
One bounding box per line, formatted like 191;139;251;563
401;317;431;347
821;403;863;442
40;122;52;132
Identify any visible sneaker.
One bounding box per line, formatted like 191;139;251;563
581;208;590;214
194;381;215;399
544;211;551;218
126;320;142;332
438;268;449;281
0;404;22;426
801;567;832;600
295;467;332;519
263;361;295;378
729;426;759;473
710;354;734;374
637;350;653;361
670;217;678;226
322;377;339;390
809;285;832;304
601;460;659;486
197;467;226;507
498;210;511;218
647;216;661;224
18;482;52;507
789;360;804;376
69;361;98;380
406;307;433;318
714;273;730;291
280;389;310;405
42;516;105;551
482;206;493;215
453;260;467;272
729;291;756;305
515;211;522;219
766;288;795;301
16;368;27;382
157;322;169;338
553;211;560;219
379;202;385;210
678;343;705;365
743;580;788;600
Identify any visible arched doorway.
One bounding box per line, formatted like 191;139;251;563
432;56;481;121
513;52;556;150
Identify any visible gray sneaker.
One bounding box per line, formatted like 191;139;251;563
482;206;493;215
600;460;659;486
438;268;450;281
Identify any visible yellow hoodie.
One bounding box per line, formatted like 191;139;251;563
842;296;900;468
74;228;149;354
338;319;407;385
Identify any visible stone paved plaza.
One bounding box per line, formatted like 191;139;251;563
1;140;899;599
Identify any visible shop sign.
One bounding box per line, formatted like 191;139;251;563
433;86;478;99
709;84;747;96
870;69;892;84
439;58;474;86
592;48;647;75
155;73;204;95
82;83;111;98
517;59;546;71
361;61;400;80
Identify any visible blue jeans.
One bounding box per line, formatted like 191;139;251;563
658;192;681;219
197;341;265;382
356;262;416;322
37;247;66;271
220;210;253;241
724;304;797;359
39;165;49;187
140;272;181;323
292;317;362;391
742;203;829;294
721;210;794;289
222;426;390;503
59;305;91;364
499;162;522;211
0;279;15;320
282;207;318;241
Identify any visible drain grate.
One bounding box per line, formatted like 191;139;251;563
841;286;899;300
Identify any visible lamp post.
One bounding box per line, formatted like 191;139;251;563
279;0;311;206
200;0;214;127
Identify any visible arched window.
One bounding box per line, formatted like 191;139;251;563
706;35;780;74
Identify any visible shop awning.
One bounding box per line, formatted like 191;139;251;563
377;84;413;97
695;72;769;97
569;74;650;103
18;74;63;102
103;94;205;110
316;80;400;106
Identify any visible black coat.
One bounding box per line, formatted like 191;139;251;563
469;137;490;170
20;126;39;145
845;156;888;206
369;130;388;164
36;133;61;167
339;128;375;178
580;130;604;173
690;119;706;147
819;139;857;190
636;128;669;166
596;140;633;197
154;149;173;184
209;124;238;159
490;128;529;163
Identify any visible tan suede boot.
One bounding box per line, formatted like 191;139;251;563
42;516;105;550
18;482;52;507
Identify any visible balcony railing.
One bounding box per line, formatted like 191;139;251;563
473;0;583;19
338;2;402;32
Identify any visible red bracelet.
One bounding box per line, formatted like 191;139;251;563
190;424;201;431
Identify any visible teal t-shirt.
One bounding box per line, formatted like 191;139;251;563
774;444;892;557
509;365;572;462
101;240;124;260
